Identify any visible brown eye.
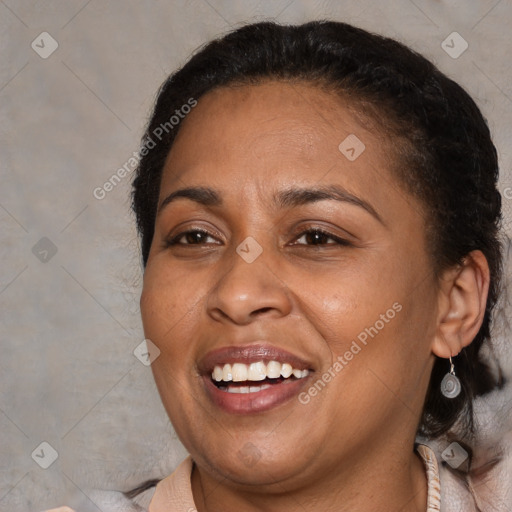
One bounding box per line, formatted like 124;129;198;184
293;229;350;246
166;229;219;246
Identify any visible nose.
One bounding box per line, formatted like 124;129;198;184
206;250;292;326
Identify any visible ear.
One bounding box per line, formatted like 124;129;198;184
432;250;490;359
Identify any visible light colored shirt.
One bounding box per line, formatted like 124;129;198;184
46;443;442;512
146;443;441;512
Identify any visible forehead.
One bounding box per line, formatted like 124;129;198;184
162;81;396;192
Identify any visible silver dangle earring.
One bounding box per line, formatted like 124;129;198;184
440;356;461;398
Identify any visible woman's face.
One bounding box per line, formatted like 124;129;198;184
141;81;440;488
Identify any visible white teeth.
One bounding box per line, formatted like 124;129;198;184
222;363;232;381
266;360;282;378
232;363;248;382
227;385;249;394
213;366;223;382
226;384;272;394
211;361;309;383
280;363;293;378
248;361;266;381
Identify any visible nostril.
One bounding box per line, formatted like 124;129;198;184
253;307;273;315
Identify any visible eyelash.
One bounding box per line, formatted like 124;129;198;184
164;227;351;247
165;228;218;247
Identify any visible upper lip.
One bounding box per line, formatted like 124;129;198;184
197;343;313;375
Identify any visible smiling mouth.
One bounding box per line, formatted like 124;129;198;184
199;344;314;414
211;361;309;394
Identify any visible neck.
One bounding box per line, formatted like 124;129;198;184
191;439;428;512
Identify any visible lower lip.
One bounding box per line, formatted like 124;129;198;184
203;376;310;414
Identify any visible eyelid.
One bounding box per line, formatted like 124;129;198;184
290;228;350;246
288;221;355;244
165;225;224;246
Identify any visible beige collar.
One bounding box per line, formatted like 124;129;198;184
149;445;441;512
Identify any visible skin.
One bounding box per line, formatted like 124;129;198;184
140;81;490;512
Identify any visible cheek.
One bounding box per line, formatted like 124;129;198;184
140;259;205;340
139;264;204;425
139;262;209;406
139;284;182;347
293;254;433;409
292;260;400;352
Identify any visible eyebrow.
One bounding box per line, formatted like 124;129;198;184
276;185;384;224
158;186;222;214
157;184;383;225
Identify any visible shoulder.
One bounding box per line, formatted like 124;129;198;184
45;458;194;512
46;485;157;512
91;488;156;511
148;456;195;511
416;438;484;512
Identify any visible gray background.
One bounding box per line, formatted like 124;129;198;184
1;1;512;511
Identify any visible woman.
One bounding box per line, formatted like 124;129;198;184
51;19;504;512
